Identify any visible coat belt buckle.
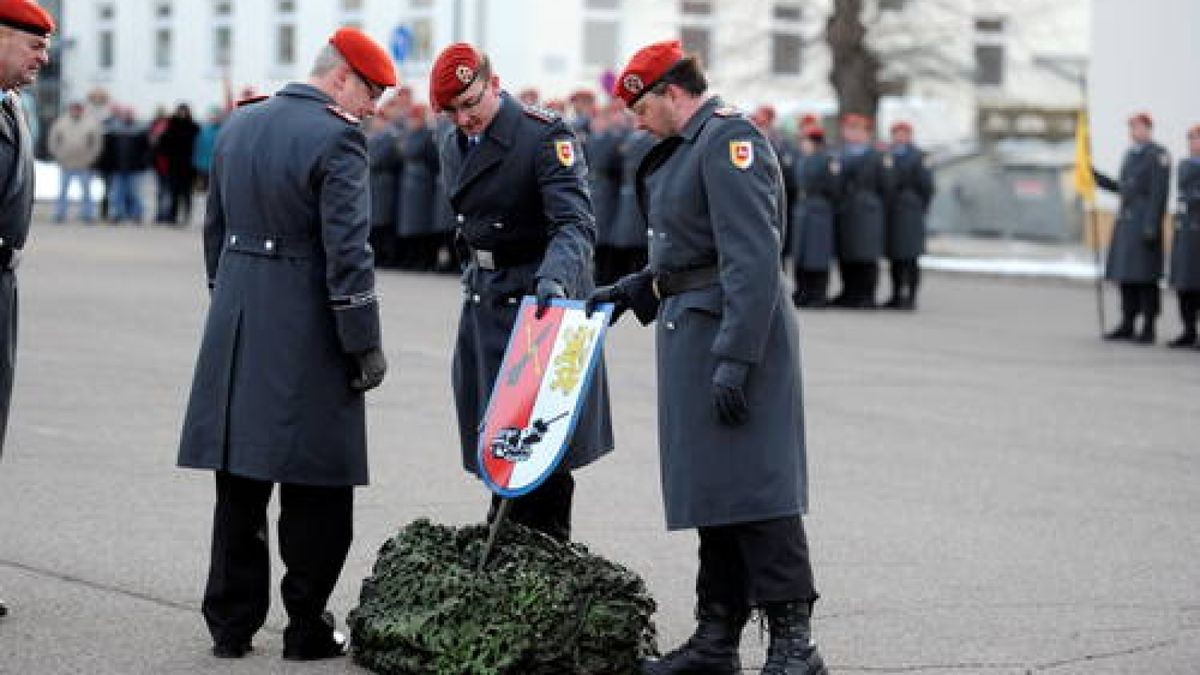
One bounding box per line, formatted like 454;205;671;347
475;249;496;271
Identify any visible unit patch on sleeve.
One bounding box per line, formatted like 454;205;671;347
729;140;753;170
555;139;576;167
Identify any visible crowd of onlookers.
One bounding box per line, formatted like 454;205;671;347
45;87;226;226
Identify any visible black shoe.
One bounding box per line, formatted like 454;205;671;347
1103;324;1135;341
283;612;348;661
1167;332;1197;348
212;641;252;659
1135;323;1156;345
882;296;903;309
0;598;7;617
762;602;828;675
640;601;749;674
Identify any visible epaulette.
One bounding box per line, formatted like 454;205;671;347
713;106;744;118
522;104;560;124
236;94;269;107
326;104;361;125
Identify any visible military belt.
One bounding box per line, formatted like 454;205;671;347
468;244;544;271
653;265;719;299
224;232;317;258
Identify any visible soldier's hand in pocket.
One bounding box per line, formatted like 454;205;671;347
586;285;630;325
534;277;566;319
351;347;388;392
712;359;750;426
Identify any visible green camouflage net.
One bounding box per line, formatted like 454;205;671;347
347;518;659;675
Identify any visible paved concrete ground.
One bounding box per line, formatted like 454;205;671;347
1;219;1198;674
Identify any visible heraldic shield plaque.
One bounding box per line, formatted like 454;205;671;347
477;297;613;498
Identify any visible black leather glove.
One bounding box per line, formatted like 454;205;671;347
712;360;750;426
350;346;387;392
534;277;566;319
586;284;631;325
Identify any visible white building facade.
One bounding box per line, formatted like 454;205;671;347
57;0;1088;147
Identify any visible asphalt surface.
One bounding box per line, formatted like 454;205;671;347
1;219;1198;674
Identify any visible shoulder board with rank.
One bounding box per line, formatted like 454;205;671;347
522;104;560;124
326;104;360;125
236;94;269;107
713;106;743;118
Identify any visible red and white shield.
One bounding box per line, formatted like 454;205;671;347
555;139;576;167
729;140;753;169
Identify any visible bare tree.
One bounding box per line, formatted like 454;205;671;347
825;0;883;118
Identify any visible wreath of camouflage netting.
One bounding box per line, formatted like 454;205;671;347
347;519;659;674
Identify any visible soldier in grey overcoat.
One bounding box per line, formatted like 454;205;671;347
366;115;401;267
832;113;890;309
1093;112;1171;344
883;121;934;310
398;105;441;271
610;127;656;277
585;104;624;284
591;41;826;675
791;123;840;308
1167;125;1200;348
0;0;55;621
177;31;392;660
430;43;613;542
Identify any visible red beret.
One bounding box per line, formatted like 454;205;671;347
798;113;819;128
0;0;54;37
841;113;872;130
408;103;428;121
430;42;486;112
754;105;777;123
329;28;397;88
1128;112;1153;128
613;39;684;106
891;120;913;134
802;123;825;140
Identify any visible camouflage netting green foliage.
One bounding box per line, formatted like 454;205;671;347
347;518;659;675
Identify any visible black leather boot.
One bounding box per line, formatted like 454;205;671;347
1135;318;1156;345
1167;329;1197;348
1104;319;1136;341
0;597;7;618
641;601;749;674
761;602;828;675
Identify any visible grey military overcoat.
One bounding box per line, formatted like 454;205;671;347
1096;143;1170;284
367;126;401;230
439;92;613;475
585;128;622;248
0;93;36;457
398;124;440;238
1169;158;1200;292
178;84;381;487
617;97;808;530
790;150;840;271
834;146;890;262
611;130;656;249
885;145;934;260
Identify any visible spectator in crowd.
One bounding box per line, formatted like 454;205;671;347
158;103;200;224
148;106;171;222
108;106;150;224
47;101;102;223
192;106;224;193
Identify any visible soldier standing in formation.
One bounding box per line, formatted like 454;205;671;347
366;109;402;265
398;103;443;270
177;28;393;660
791;118;840;308
751;105;799;267
611;124;657;279
1167;125;1200;348
429;43;613;542
883;121;934;310
591;39;827;675
0;0;54;622
832;113;890;308
587;100;625;284
1094;112;1171;344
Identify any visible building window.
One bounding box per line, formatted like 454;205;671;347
212;0;233;68
586;0;620;8
153;2;173;70
974;16;1006;86
341;0;363;9
276;0;297;68
97;3;115;71
680;0;714;67
681;0;713;15
879;0;906;10
771;1;803;76
583;0;620;69
398;0;436;65
340;0;364;28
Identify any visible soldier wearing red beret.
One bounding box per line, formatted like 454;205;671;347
791;117;841;308
1166;125;1200;347
429;42;613;542
178;27;395;661
589;39;827;675
1092;112;1171;343
0;0;54;622
831;112;891;308
883;120;934;310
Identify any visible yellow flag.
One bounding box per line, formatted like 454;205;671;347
1073;110;1097;206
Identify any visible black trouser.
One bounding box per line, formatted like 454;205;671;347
0;270;16;457
1178;290;1200;333
488;471;574;542
837;260;878;305
696;515;818;608
202;471;354;647
792;268;829;305
889;258;921;301
1118;282;1160;325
